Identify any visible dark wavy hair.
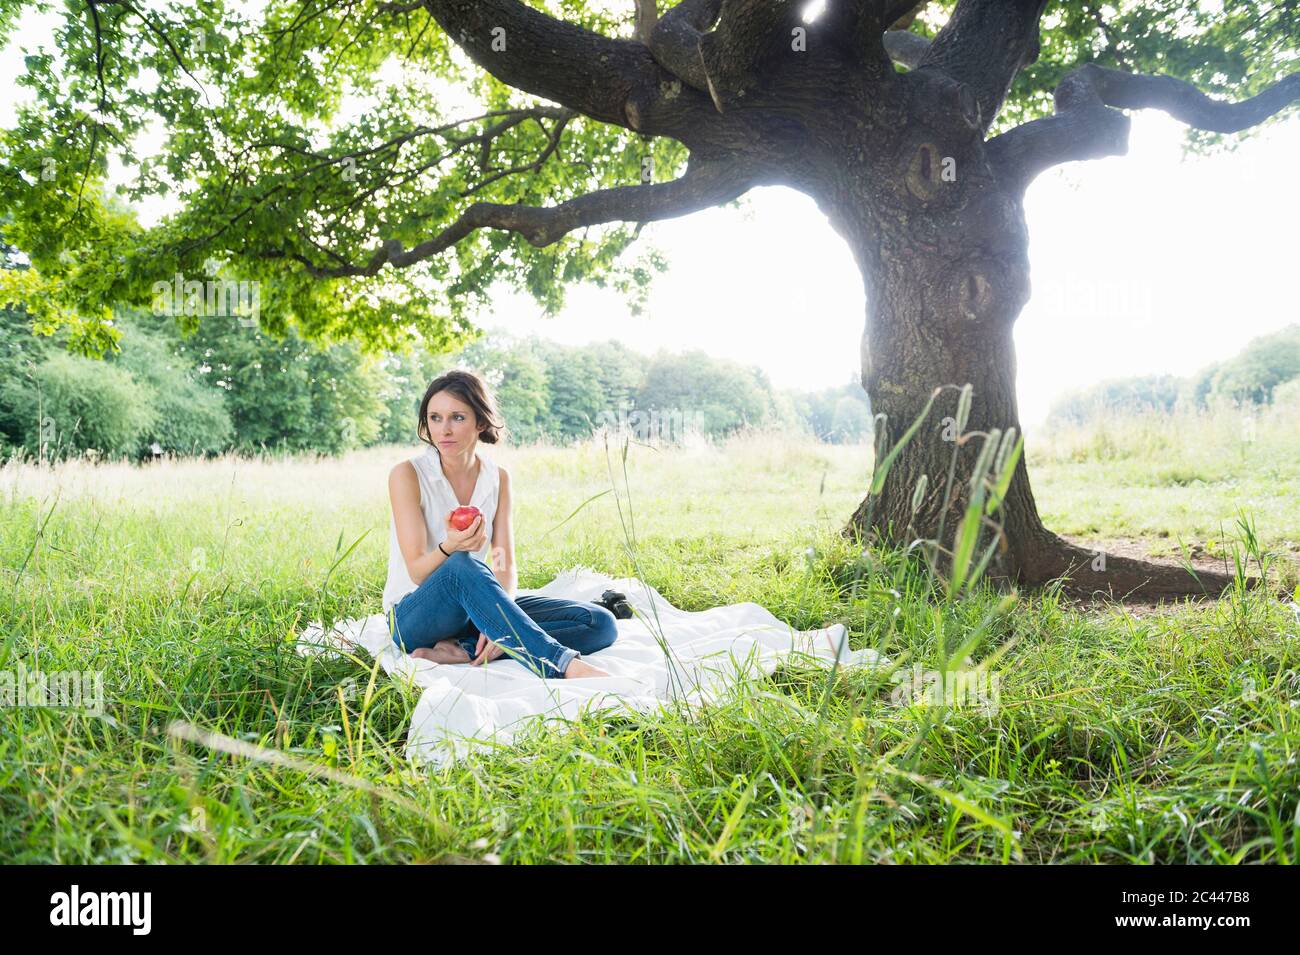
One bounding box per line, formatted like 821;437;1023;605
416;368;507;447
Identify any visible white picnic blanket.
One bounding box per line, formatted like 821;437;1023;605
296;566;887;767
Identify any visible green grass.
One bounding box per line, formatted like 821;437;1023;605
1029;399;1300;560
2;417;1298;864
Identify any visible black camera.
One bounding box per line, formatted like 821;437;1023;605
596;589;634;620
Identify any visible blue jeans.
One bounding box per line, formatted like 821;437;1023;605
388;550;619;678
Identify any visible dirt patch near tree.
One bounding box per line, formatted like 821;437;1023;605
1050;534;1299;618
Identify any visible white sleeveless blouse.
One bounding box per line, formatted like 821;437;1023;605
382;445;500;613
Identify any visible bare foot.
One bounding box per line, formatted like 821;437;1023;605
410;641;472;665
563;657;610;679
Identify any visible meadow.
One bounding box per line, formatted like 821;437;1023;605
1;399;1298;863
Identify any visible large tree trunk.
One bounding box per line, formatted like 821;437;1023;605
824;142;1249;600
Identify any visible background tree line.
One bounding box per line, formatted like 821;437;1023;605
0;297;874;462
1045;325;1300;427
9;264;1294;464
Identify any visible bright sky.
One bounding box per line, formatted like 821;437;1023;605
2;7;1296;432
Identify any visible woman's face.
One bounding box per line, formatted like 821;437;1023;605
426;391;481;453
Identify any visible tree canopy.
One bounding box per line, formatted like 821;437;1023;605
1;1;1296;356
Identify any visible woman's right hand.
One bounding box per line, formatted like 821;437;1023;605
442;510;487;554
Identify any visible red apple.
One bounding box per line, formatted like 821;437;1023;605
449;505;481;532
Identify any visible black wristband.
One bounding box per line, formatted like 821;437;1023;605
437;542;450;557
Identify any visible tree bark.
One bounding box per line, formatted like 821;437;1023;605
825;124;1252;600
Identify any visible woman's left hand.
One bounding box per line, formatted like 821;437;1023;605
471;632;506;665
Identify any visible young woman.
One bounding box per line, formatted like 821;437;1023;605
384;369;615;679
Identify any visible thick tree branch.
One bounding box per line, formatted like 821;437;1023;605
258;159;755;279
633;0;659;43
809;2;931;80
651;0;804;107
1058;63;1300;132
647;0;724;107
987;63;1300;194
882;28;930;69
421;0;704;137
985;103;1130;194
916;0;1049;132
652;1;912;108
709;0;802;89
